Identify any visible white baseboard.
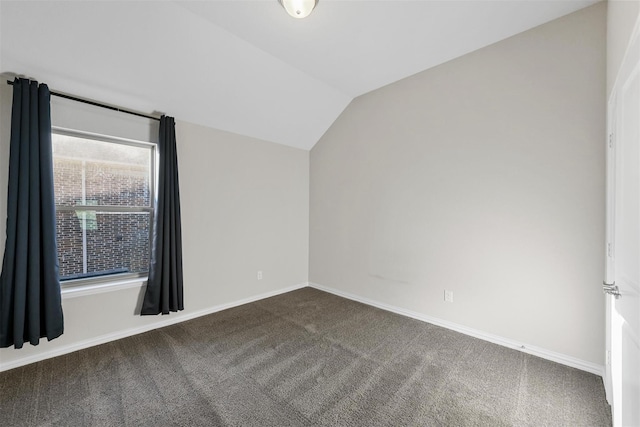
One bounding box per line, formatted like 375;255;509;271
2;281;604;378
309;282;604;377
0;282;307;372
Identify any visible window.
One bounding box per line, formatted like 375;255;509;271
52;129;156;285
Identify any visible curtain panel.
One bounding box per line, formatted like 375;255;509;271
141;116;184;315
0;78;64;348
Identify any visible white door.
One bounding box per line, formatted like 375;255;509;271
605;21;640;427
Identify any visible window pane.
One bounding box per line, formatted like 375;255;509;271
52;134;151;207
56;210;151;280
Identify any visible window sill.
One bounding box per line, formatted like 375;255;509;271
61;277;147;299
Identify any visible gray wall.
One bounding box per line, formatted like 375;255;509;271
310;3;606;365
607;0;640;96
0;83;309;368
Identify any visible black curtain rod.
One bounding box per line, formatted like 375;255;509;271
6;80;161;122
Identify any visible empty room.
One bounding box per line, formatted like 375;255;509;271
0;0;638;426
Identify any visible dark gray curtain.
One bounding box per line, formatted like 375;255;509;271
0;78;63;348
141;116;184;315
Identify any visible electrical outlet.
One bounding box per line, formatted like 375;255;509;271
257;270;263;280
444;290;454;303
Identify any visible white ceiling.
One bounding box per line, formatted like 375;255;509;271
0;0;599;150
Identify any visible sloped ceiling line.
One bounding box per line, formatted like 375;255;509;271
0;0;599;150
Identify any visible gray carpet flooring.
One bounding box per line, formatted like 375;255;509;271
0;287;611;426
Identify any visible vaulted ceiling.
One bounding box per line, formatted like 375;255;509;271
0;0;599;150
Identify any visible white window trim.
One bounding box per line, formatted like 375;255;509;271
61;276;148;299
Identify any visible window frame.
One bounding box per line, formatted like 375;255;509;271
52;126;157;288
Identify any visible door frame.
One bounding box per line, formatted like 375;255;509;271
604;90;615;405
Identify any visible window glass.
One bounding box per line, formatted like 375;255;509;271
53;134;151;207
52;131;154;283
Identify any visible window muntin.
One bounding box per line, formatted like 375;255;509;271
52;129;155;284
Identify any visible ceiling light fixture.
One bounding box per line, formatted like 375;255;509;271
279;0;318;19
